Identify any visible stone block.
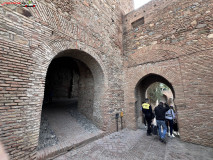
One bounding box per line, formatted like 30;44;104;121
14;35;28;45
0;23;23;35
5;12;21;23
196;24;207;29
207;34;213;39
0;31;10;39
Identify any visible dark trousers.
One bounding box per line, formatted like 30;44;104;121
165;119;173;135
146;118;152;134
143;115;147;126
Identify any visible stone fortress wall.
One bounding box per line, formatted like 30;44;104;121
0;0;212;159
123;0;213;147
0;0;133;159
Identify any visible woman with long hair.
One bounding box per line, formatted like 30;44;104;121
165;106;176;137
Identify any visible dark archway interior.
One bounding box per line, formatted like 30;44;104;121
135;74;175;129
44;57;80;102
38;56;100;150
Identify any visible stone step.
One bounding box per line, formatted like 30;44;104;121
37;130;106;160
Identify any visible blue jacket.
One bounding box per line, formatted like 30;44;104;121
165;109;175;120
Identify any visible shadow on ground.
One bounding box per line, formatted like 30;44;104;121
38;99;100;150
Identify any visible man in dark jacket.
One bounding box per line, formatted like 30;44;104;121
154;101;170;143
142;98;154;136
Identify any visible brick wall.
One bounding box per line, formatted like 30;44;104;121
0;0;212;159
123;0;213;147
78;61;95;122
0;0;126;159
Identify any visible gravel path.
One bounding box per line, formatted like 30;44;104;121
38;100;100;150
68;106;99;133
37;115;58;150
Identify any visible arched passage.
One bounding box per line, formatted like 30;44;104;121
38;49;106;150
54;49;106;125
135;73;175;129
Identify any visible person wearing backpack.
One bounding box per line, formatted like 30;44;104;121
142;98;154;136
154;101;170;143
165;106;176;138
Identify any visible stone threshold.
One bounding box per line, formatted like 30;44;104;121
36;131;106;160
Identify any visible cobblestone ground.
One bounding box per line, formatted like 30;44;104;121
53;129;213;160
38;100;101;150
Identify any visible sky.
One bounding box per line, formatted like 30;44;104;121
134;0;152;9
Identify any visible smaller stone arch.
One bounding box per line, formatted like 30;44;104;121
134;73;175;129
135;73;175;100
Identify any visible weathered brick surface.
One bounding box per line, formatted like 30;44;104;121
0;0;212;159
0;0;132;159
123;0;213;147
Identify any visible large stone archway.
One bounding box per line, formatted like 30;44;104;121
25;41;111;159
36;49;109;156
44;49;107;128
30;40;109;128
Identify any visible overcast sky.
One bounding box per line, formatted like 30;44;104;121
134;0;152;9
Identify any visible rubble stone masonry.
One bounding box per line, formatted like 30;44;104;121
0;0;212;159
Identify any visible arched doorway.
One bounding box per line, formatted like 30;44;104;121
38;49;106;150
135;74;175;129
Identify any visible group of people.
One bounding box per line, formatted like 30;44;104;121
142;98;177;143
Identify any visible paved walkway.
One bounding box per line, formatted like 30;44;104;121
53;129;213;160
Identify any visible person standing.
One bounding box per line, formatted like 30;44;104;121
142;98;154;136
154;101;170;143
165;106;176;137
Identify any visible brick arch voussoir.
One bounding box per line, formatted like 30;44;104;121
132;68;178;93
135;72;176;95
33;39;109;88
